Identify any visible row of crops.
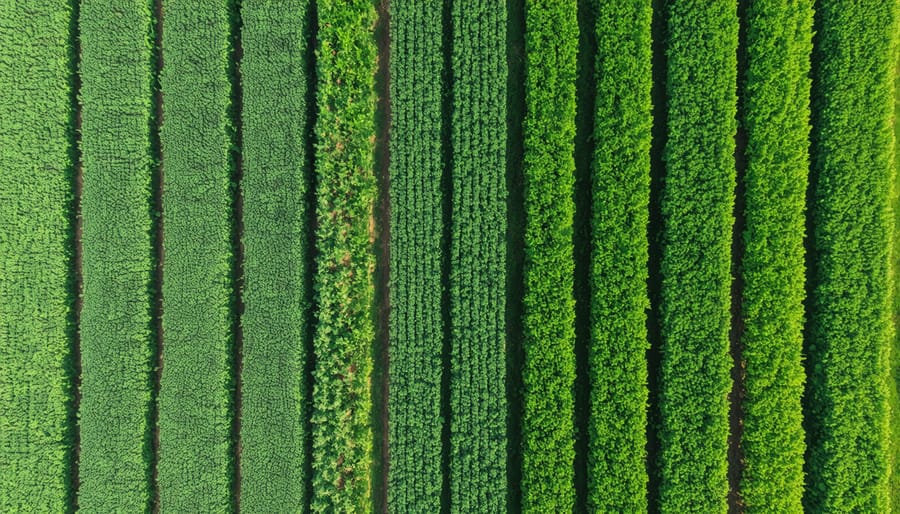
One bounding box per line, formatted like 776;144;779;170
1;0;899;512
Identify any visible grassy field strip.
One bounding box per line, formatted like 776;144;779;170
519;0;576;511
387;0;444;511
658;1;737;511
587;0;652;510
311;0;377;510
77;0;156;510
892;27;900;510
737;0;811;510
449;0;508;511
240;0;312;510
0;2;77;511
157;1;235;510
805;1;898;510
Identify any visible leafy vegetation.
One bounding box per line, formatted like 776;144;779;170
658;1;737;511
240;1;313;510
387;1;444;511
519;1;577;511
587;0;652;511
157;1;235;511
738;0;812;510
310;0;377;511
805;1;898;510
0;2;77;511
77;0;156;510
449;1;508;511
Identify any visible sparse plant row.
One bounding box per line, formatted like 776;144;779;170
311;0;377;511
449;1;508;511
387;0;444;511
658;1;738;511
76;0;156;510
0;2;77;511
239;0;313;511
587;0;652;511
519;0;577;511
157;0;235;511
805;1;899;511
738;0;812;511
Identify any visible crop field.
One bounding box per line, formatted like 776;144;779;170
1;0;898;512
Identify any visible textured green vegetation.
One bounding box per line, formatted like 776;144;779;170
587;0;652;511
805;1;898;510
0;2;76;511
311;0;377;511
240;0;312;510
157;1;235;511
387;0;444;511
892;36;900;513
77;0;156;510
738;0;812;510
449;1;508;511
658;1;737;511
519;1;576;511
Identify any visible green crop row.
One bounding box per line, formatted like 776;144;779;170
738;0;812;511
449;1;508;511
387;0;444;511
587;0;652;511
805;1;898;510
519;1;577;512
310;0;377;511
240;0;313;510
0;2;77;511
77;0;156;510
157;1;236;511
658;1;737;512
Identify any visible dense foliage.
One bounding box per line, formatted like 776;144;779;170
520;1;577;512
0;2;76;511
587;0;652;511
805;1;898;510
77;0;156;510
157;1;235;511
240;1;313;510
311;0;377;511
658;1;737;511
387;1;444;511
738;0;812;510
449;1;508;511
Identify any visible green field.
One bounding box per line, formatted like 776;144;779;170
1;1;899;512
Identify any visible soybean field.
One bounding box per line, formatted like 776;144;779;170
1;0;899;512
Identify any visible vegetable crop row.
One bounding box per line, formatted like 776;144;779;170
77;0;156;510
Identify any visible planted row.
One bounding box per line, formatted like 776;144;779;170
77;0;156;510
805;1;898;510
311;0;377;511
0;2;77;511
658;0;738;511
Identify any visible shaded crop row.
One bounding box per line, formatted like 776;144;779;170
157;1;236;511
387;0;444;511
804;1;898;510
0;2;77;511
77;0;157;510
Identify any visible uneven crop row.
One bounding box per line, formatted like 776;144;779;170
805;1;898;510
519;1;576;512
0;2;76;511
587;0;652;511
737;0;812;510
387;0;444;511
240;1;313;510
77;0;156;510
157;1;235;511
449;1;508;511
658;1;737;511
311;1;377;511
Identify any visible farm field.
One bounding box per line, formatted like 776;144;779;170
0;0;899;512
